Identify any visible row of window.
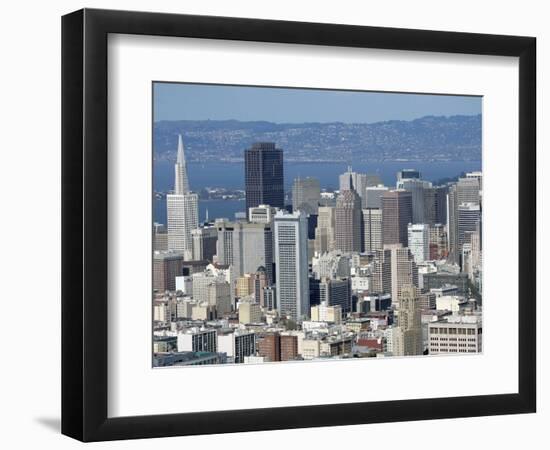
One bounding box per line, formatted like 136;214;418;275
430;327;480;335
431;343;478;348
430;337;477;342
432;349;479;353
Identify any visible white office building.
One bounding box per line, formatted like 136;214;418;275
274;210;310;321
167;193;199;259
407;223;430;263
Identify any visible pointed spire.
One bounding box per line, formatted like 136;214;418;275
174;134;190;194
177;134;185;165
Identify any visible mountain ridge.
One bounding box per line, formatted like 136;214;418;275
153;114;481;163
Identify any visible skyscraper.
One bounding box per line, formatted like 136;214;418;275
339;167;381;207
362;208;383;253
191;226;218;261
244;142;284;211
335;189;362;253
447;177;481;264
423;186;448;225
429;223;448;260
314;206;336;254
167;193;199;259
214;219;234;266
274;210;309;321
393;285;423;356
381;190;413;247
365;185;389;209
458;203;481;268
407;223;429;264
371;247;392;295
167;135;199;259
252;267;269;304
153;222;168;252
465;171;483;191
397;178;432;224
232;222;274;284
370;244;418;308
339;167;365;197
292;176;321;215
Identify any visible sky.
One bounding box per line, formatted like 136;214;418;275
153;82;481;124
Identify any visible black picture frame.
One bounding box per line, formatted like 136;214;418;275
61;8;536;442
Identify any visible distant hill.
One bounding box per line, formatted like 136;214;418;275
153;114;481;163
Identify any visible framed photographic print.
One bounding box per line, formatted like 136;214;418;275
61;8;536;442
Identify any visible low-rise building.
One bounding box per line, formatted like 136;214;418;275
177;328;217;353
428;314;482;354
238;300;262;324
218;330;256;364
311;301;342;324
436;295;468;313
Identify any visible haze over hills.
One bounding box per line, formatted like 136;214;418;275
153;114;481;163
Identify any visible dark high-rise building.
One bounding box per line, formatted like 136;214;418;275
371;248;392;295
191;226;217;262
381;190;413;247
307;214;318;240
292;176;321;215
319;277;352;314
424;186;448;226
245;142;284;211
396;178;430;224
335;189;362;253
309;278;321;307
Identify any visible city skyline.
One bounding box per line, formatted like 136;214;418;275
152;86;482;368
